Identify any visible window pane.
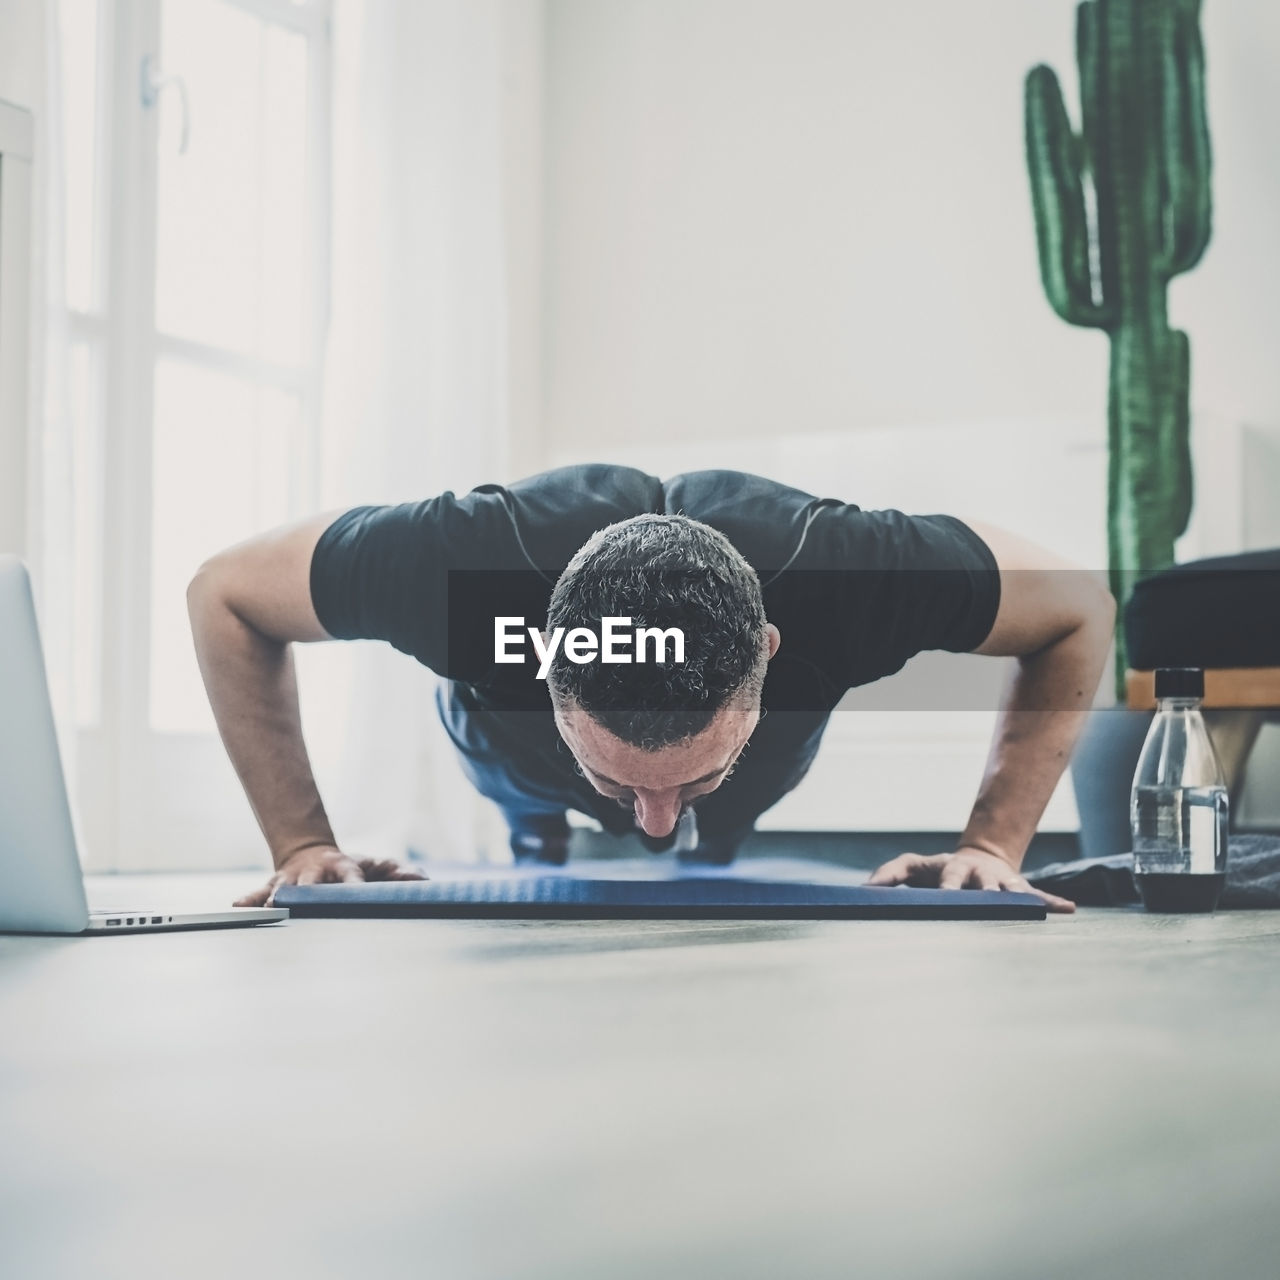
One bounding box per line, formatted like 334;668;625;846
58;0;102;312
154;0;309;364
149;358;305;733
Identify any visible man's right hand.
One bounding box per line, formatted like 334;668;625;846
234;845;428;907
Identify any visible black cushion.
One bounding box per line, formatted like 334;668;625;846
1125;548;1280;669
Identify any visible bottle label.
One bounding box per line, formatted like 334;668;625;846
1132;785;1228;876
1188;801;1219;875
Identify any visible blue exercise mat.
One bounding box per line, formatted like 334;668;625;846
275;858;1045;920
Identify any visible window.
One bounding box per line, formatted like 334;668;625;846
58;0;331;867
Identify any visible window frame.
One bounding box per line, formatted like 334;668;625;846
69;0;333;870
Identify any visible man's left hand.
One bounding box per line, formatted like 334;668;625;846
866;847;1076;914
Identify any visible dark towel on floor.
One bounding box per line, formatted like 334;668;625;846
1028;834;1280;908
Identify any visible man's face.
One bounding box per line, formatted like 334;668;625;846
555;698;760;840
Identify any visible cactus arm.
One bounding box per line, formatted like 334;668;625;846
1158;1;1212;277
1076;1;1101;165
1168;328;1194;538
1076;1;1118;310
1025;65;1110;329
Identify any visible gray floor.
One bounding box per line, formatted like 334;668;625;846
3;866;1280;1280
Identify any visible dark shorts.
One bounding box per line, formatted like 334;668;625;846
435;680;829;858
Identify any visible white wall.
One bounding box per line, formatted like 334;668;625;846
502;0;547;477
0;0;45;560
542;0;1280;457
538;0;1280;832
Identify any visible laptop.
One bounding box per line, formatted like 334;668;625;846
0;556;286;934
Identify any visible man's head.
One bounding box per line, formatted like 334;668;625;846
546;514;780;837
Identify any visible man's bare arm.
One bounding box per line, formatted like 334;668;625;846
869;522;1115;912
186;512;424;904
959;521;1116;869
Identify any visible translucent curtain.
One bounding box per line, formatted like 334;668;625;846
298;0;516;865
36;0;80;803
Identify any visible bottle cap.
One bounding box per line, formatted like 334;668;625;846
1154;667;1204;699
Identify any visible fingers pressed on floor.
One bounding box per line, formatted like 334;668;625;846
866;868;904;886
869;853;923;883
1039;890;1080;911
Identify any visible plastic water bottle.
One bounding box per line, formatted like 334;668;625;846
1130;667;1228;912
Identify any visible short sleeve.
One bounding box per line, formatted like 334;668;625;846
769;505;1003;695
310;501;451;666
898;514;1002;654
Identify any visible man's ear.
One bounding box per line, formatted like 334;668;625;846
764;622;781;661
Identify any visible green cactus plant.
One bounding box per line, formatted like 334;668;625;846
1025;0;1212;693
